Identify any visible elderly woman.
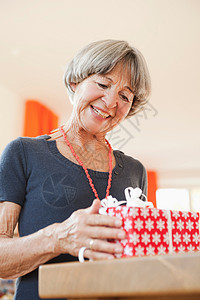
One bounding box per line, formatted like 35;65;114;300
0;39;151;300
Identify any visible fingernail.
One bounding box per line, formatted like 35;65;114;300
115;246;123;253
108;255;115;260
118;231;126;239
115;219;122;226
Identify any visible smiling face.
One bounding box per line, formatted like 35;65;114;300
70;63;134;137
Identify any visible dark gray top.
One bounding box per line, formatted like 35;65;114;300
0;135;147;300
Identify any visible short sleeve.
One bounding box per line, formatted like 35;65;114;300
0;138;27;206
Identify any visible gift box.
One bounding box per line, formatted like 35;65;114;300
106;206;200;257
100;187;200;258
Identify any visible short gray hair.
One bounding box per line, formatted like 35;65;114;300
64;39;151;117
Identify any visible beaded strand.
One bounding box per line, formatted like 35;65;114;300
59;126;112;200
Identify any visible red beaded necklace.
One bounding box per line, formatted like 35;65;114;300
59;126;113;201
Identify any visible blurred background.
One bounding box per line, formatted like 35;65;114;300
0;0;200;212
0;1;200;297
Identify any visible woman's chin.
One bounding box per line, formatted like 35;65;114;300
82;125;105;136
79;111;110;135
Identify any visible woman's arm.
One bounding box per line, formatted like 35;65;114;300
0;200;125;279
0;201;57;279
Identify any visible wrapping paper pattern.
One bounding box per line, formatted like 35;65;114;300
106;206;200;257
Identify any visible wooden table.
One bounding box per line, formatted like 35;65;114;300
39;252;200;299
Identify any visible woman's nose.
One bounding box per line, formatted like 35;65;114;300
102;89;118;109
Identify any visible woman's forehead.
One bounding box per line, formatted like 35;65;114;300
98;64;132;89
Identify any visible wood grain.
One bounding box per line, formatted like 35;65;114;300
39;252;200;299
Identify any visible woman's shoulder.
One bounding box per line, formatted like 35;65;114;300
114;149;145;168
17;134;50;145
1;135;50;157
19;134;50;143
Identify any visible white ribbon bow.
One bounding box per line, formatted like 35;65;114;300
124;187;153;208
99;187;153;214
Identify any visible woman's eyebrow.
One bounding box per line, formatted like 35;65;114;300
102;76;112;82
103;76;134;94
125;86;134;94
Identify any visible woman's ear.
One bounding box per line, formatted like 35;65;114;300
69;82;77;92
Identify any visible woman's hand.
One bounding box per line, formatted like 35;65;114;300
52;199;126;260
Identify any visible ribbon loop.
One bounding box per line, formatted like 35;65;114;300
100;195;125;207
99;187;154;213
124;187;153;208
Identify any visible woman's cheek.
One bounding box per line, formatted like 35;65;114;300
118;103;132;118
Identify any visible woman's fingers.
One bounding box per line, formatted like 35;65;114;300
85;225;125;240
82;247;121;261
59;202;126;259
74;222;125;258
85;238;123;254
74;210;122;228
87;214;122;227
85;199;102;214
70;212;125;242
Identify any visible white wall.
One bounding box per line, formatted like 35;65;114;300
158;170;200;189
0;85;24;154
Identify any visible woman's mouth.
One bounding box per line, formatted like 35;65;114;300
91;105;110;119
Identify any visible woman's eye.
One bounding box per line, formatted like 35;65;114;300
97;82;108;89
120;94;129;102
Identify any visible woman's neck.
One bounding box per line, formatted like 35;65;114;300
55;121;114;172
49;119;115;172
62;121;108;151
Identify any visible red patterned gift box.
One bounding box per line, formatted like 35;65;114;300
106;206;200;258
